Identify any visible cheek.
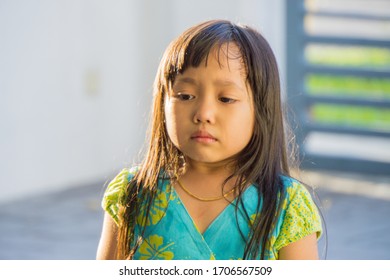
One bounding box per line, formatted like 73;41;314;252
164;102;174;134
164;101;180;144
237;112;255;147
235;121;254;144
234;108;255;135
223;114;253;151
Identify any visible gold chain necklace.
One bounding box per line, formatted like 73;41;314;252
176;179;236;202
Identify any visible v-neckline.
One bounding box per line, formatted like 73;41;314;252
170;183;253;236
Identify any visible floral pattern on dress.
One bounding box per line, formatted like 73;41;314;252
138;234;174;260
102;169;322;259
137;189;170;226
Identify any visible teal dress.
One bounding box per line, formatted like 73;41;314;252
102;167;322;260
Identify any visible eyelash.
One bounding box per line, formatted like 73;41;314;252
219;97;236;104
173;93;236;104
175;93;194;101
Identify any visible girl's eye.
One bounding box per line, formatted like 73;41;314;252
176;93;194;101
219;97;236;104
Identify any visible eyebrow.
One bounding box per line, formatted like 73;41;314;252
174;76;245;92
214;79;245;92
174;77;198;86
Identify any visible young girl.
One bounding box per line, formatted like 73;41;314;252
96;19;322;260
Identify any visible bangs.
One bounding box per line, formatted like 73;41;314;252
163;20;250;86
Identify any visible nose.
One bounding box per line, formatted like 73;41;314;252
193;97;216;124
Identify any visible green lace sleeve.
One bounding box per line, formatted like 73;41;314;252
274;180;323;251
101;168;135;225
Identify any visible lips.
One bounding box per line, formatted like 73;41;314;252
190;130;217;143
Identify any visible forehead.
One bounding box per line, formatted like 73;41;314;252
166;41;249;90
174;45;246;86
202;43;246;73
172;43;251;95
172;43;248;85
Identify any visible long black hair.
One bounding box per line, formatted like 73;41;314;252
117;19;292;259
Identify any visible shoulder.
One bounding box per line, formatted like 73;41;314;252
279;175;313;203
278;175;320;218
273;175;322;251
101;166;140;224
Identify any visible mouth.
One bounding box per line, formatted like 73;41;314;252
190;131;217;143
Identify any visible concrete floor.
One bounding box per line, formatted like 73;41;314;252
0;170;389;260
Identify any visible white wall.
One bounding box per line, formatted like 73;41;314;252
0;0;285;202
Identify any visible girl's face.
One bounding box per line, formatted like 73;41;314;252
164;44;255;168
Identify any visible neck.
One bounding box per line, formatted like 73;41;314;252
184;158;236;177
178;158;238;195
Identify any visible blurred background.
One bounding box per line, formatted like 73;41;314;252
0;0;389;259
